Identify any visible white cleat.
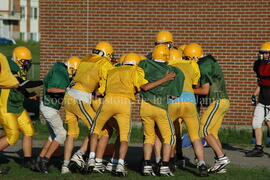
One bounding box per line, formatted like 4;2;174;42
159;166;174;176
208;156;230;173
114;163;128;176
106;162;116;172
142;165;156;176
93;162;106;174
61;166;71;174
70;154;85;170
85;158;95;173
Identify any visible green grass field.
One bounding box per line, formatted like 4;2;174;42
0;160;269;180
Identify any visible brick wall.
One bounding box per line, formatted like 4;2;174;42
40;0;270;125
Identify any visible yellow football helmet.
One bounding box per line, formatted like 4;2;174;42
94;41;114;60
259;42;270;60
183;43;203;60
118;54;127;63
139;54;147;61
169;48;181;61
259;42;270;52
66;56;81;75
156;30;174;43
123;53;141;65
152;44;170;62
155;30;174;49
12;46;32;67
178;44;187;57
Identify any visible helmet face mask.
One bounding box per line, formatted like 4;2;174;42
154;41;173;49
94;41;114;60
19;59;32;72
183;43;203;62
258;51;270;61
259;42;270;60
66;56;81;77
13;46;32;71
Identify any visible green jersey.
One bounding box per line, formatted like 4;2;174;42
198;55;228;106
43;62;70;110
0;57;25;113
139;59;185;110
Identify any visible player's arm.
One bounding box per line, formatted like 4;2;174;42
47;87;66;93
251;85;260;106
253;85;260;96
193;83;210;95
0;84;19;89
140;71;176;91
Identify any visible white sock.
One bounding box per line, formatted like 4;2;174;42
75;150;85;156
63;160;70;167
89;152;95;159
198;160;205;166
118;159;124;165
156;157;161;164
95;158;102;163
111;158;118;164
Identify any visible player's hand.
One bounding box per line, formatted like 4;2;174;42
251;95;257;106
171;96;177;99
164;71;176;81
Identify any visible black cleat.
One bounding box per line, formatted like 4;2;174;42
39;158;49;174
0;167;10;174
198;164;209;177
245;145;264;157
169;158;176;172
141;160;156;176
22;157;36;171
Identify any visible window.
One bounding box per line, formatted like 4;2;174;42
30;33;37;41
20;32;25;40
31;7;38;19
21;6;25;19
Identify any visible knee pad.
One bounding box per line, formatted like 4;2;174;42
190;134;200;143
67;122;79;139
252;121;262;129
55;129;67;145
162;133;175;145
120;133;129;142
199;131;205;138
144;136;155;145
22;126;35;137
6;130;20;145
100;129;110;137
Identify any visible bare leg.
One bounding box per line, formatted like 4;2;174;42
144;143;153;160
162;144;172;162
192;139;205;161
254;128;263;145
64;135;74;161
78;136;89;153
119;141;128;160
0;137;9;150
22;136;32;157
113;137;120;159
154;136;162;162
205;134;224;157
96;136;109;159
45;140;60;159
39;140;52;157
89;134;99;154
